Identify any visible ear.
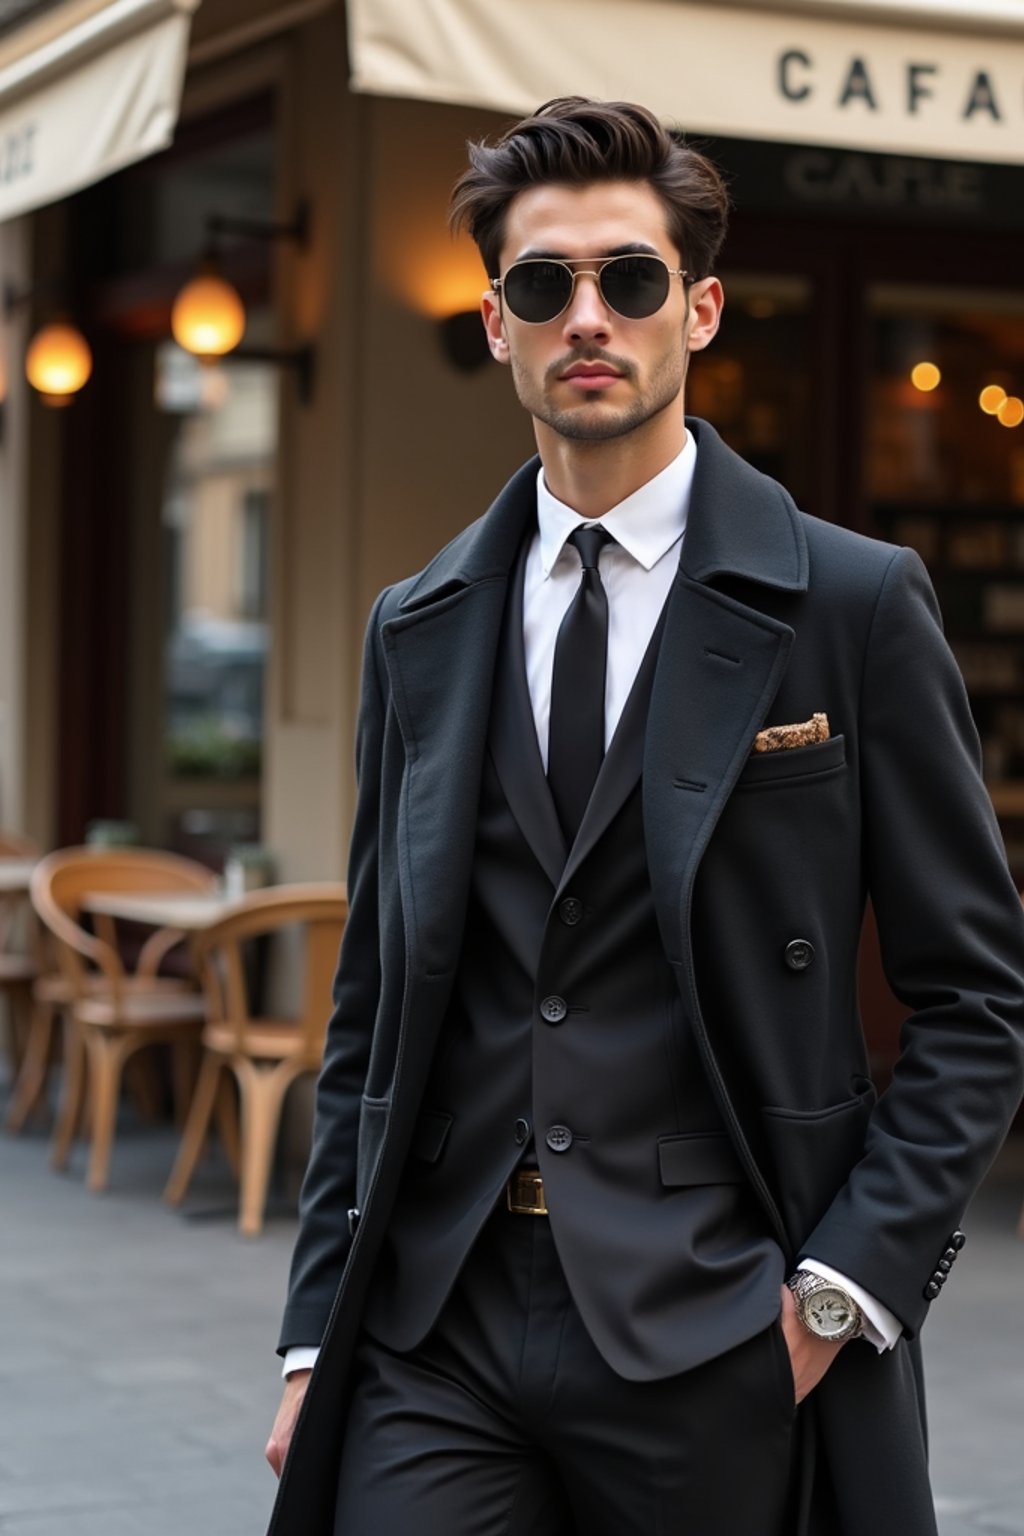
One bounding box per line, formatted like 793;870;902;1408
481;286;510;365
685;276;724;355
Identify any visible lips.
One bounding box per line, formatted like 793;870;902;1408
561;363;622;381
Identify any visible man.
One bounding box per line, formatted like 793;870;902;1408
265;98;1024;1535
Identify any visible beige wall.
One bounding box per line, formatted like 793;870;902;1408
0;210;60;846
263;44;533;873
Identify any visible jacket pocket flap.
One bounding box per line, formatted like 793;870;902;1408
411;1108;454;1163
658;1132;745;1186
737;733;846;787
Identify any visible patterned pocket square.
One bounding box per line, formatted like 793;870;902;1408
753;712;830;754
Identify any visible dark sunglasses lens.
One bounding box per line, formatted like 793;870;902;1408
600;256;670;318
502;261;573;322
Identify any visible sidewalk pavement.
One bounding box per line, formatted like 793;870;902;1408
1;1098;1023;1536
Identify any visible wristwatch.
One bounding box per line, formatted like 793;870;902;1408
786;1271;864;1342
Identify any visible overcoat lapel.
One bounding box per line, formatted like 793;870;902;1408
643;418;810;964
381;459;540;991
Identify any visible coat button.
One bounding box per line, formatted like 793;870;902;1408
937;1258;951;1274
942;1248;957;1264
347;1207;361;1236
784;939;815;972
514;1117;530;1145
540;995;568;1024
559;897;584;926
545;1124;573;1153
951;1230;966;1250
924;1280;941;1300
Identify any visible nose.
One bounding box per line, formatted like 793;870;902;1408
560;270;611;344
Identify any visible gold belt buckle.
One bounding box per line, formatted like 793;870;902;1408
507;1168;548;1216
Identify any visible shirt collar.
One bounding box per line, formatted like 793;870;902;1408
535;431;696;578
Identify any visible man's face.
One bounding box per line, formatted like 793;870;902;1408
481;179;721;446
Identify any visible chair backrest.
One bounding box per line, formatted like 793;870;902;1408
30;846;219;998
194;882;348;1058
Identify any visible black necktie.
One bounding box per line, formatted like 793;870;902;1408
547;524;614;843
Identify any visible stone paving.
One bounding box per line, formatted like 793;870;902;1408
1;1089;1022;1535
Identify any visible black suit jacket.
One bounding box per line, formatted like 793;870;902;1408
268;419;1024;1536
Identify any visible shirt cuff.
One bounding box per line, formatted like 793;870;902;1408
798;1258;901;1352
282;1346;320;1379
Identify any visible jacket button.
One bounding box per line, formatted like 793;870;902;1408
942;1248;957;1264
540;995;568;1024
951;1230;966;1250
924;1280;941;1300
932;1271;945;1287
559;897;584;926
937;1258;951;1274
347;1207;361;1236
545;1124;573;1153
784;939;815;971
514;1118;530;1145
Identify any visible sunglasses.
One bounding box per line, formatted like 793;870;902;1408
491;255;690;325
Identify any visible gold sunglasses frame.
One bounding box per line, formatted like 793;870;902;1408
491;255;691;325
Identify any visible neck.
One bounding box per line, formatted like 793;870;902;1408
535;409;687;518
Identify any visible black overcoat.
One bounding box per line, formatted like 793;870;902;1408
268;419;1024;1536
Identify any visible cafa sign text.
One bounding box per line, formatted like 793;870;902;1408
778;50;1010;124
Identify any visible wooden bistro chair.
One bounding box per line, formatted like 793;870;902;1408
30;846;218;1189
0;832;41;1091
164;882;347;1236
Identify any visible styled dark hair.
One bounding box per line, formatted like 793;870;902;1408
449;97;729;279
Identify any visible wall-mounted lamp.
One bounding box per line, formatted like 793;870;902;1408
171;199;316;404
438;309;491;373
3;283;93;406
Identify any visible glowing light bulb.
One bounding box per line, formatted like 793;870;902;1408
171;273;245;357
25;322;93;403
997;396;1024;429
979;384;1007;415
910;362;941;392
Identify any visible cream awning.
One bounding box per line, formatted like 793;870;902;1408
0;0;200;223
348;0;1024;165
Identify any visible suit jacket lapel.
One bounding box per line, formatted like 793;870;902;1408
558;601;667;891
489;538;568;887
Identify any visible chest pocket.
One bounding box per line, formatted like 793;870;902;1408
734;733;846;791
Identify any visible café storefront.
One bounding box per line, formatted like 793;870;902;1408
1;0;1024;954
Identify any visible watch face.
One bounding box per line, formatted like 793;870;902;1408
806;1287;856;1338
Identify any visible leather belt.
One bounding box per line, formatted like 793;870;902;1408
506;1167;548;1215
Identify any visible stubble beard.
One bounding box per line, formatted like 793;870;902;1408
510;347;687;445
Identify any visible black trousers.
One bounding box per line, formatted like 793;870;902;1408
335;1203;797;1535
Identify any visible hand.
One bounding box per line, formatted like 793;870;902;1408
778;1283;846;1405
266;1369;312;1478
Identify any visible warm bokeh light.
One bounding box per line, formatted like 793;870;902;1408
171;273;246;357
910;361;941;392
979;384;1008;415
997;395;1024;428
25;322;93;401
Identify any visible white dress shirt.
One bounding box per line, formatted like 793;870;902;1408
283;433;898;1377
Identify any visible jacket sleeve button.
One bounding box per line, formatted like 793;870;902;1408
514;1118;530;1145
951;1230;966;1250
784;939;815;971
924;1280;941;1299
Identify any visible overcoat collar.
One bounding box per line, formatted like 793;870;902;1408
396;417;809;617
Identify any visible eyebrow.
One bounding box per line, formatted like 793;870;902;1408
512;241;661;262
